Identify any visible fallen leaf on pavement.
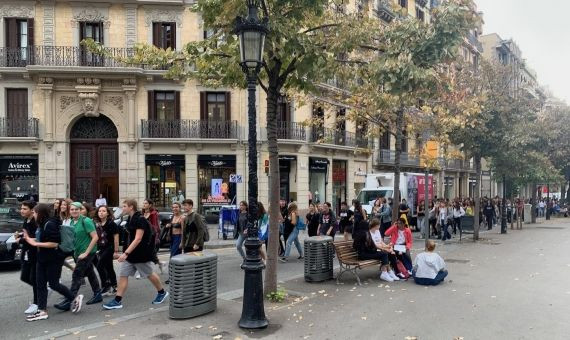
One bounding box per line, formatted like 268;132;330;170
318;290;326;294
491;296;496;299
395;310;403;313
309;323;314;327
405;337;418;340
212;335;222;340
87;336;97;339
323;294;328;297
361;316;367;320
195;325;203;329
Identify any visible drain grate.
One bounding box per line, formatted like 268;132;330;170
445;259;470;264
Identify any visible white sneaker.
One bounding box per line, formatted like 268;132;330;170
389;270;400;281
135;272;141;280
380;271;394;282
24;304;38;314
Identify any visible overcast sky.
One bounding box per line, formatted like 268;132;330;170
475;0;569;103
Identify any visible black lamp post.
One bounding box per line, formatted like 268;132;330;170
501;174;507;234
235;0;269;330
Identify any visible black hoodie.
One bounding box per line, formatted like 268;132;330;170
37;217;62;264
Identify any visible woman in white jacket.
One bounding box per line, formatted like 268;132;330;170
413;240;448;286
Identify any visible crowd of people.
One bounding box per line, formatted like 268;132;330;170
12;197;210;322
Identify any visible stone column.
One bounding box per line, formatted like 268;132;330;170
38;78;54;142
122;79;137;144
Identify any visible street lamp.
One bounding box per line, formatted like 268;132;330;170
235;0;269;330
501;174;507;234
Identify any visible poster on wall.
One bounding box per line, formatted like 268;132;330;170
211;179;223;198
407;176;418;215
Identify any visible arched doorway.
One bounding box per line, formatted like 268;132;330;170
69;115;119;206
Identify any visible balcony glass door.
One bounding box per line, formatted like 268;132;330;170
79;22;103;66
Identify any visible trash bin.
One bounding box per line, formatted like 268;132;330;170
304;236;334;282
169;252;217;319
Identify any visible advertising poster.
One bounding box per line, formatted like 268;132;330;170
407;176;418;215
417;175;434;202
211;178;223;198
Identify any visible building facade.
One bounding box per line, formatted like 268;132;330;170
0;0;371;216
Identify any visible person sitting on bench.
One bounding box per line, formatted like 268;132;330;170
412;240;448;286
352;219;399;282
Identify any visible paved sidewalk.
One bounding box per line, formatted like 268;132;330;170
53;218;570;340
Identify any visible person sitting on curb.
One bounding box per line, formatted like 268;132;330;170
352;218;400;282
385;218;413;277
412;240;448;286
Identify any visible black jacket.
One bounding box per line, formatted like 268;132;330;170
20;218;38;261
125;212;153;263
37;217;62;264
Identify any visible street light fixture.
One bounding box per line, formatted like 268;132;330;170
235;0;269;330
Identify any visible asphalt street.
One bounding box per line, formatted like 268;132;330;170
0;244;306;340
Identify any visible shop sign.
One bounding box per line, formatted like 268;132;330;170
201;196;232;206
309;158;329;172
1;159;37;174
208;161;227;167
229;174;243;183
278;155;296;161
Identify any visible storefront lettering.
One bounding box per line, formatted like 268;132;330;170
158;160;174;167
201;195;232;206
209;161;226;167
7;162;33;173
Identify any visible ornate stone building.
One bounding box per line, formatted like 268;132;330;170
0;1;370;216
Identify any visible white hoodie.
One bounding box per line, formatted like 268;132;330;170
413;251;446;279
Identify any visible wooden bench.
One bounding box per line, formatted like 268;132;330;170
332;240;382;285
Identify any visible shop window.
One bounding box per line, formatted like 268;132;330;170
153;22;176;49
146;155;186;209
197;156;236;218
200;92;231;121
0;156;39;203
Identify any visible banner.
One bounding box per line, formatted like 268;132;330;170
417;175;434;202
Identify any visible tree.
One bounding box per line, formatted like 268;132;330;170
86;0;378;294
334;0;479;222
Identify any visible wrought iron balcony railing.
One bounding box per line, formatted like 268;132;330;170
310;127;368;147
376;149;421;167
0;46;167;69
0;118;39;138
277;121;307;141
141;120;238;139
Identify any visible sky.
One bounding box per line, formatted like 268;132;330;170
475;0;569;103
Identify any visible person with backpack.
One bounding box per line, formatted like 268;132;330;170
60;202;102;312
280;202;304;263
22;204;75;321
93;205;119;296
142;199;164;275
103;199;168;310
182;199;206;253
14;200;38;315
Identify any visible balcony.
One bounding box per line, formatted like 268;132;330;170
0;46;166;70
0;118;39;138
310;127;365;148
374;0;395;22
141;120;238;139
376;149;421;167
277;121;306;141
416;0;428;7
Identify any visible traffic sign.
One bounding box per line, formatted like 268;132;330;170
230;174;243;183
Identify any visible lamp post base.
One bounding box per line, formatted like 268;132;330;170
238;238;268;330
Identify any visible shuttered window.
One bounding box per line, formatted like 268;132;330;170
152;22;176;49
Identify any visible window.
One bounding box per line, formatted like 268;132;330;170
380;131;390;149
153;22;176;49
399;0;408;8
79;22;103;43
402;129;408;153
277;96;291;122
416;8;425;22
148;91;180;120
6;89;28;121
200;92;231;121
4;18;34;64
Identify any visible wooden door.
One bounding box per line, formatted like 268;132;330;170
6;89;28;137
70;143;118;205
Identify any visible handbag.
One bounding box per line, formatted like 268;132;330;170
396;260;410;279
258;215;269;241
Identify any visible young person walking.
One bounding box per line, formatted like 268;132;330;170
93;205;120;296
142;199;164;275
15;200;38;314
103;199;168;310
181;199;205;253
306;203;321;237
23;204;76;321
235;201;248;259
280;203;304;262
318;202;337;240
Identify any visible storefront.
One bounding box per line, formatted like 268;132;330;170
145;155;186;209
0;155;39;204
279;155;297;203
332;160;347;214
197;155;236;221
309;157;329;205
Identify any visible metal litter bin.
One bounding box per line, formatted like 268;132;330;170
304;236;334;282
169;252;217;319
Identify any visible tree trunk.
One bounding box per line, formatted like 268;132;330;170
560;181;566;203
263;73;282;294
473;154;481;241
531;182;537;223
392;109;404;222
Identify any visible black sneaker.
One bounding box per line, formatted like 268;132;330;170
54;300;71;311
86;292;103;305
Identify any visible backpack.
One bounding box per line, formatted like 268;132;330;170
59;217;87;255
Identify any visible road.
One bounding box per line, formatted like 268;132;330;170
0;245;306;340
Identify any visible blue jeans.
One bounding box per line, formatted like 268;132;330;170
236;233;246;259
440;221;452;241
413;270;448;286
284;228;303;258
